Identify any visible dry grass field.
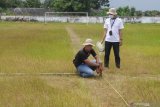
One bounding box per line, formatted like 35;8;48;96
0;22;159;107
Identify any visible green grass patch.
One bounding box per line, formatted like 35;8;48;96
0;22;74;73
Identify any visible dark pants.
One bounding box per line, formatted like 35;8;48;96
104;41;120;68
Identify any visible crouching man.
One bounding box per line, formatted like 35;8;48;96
73;38;103;78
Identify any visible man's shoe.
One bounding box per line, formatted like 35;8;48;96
116;64;120;69
104;64;109;68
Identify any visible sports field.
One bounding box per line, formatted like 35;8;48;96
0;22;160;107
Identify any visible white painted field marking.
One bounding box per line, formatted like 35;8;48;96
65;26;81;53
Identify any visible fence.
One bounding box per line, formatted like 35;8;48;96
0;8;160;23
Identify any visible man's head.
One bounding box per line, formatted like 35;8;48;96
82;38;95;52
107;8;117;19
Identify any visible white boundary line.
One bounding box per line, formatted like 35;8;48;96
97;48;130;106
0;73;77;76
104;77;130;107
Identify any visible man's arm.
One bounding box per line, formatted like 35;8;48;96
119;29;123;46
94;55;100;64
84;59;99;67
94;55;103;75
101;28;107;44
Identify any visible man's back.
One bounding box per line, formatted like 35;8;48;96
73;48;96;67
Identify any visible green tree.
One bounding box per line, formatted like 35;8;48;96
10;0;25;8
117;6;136;16
130;7;136;16
24;0;41;8
0;7;3;13
43;0;54;8
144;11;151;16
123;6;130;16
43;0;109;13
135;11;143;16
152;10;160;16
99;0;110;7
117;7;124;16
0;0;24;8
0;0;7;8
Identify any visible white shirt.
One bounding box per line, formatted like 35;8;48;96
104;17;124;42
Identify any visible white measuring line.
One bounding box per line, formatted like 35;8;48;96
104;76;130;107
0;73;77;76
98;51;150;107
96;48;130;106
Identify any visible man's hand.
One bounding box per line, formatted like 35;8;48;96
96;62;103;76
101;28;107;44
119;40;123;46
119;29;123;46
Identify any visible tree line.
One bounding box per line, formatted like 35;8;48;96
116;6;160;17
0;0;109;12
0;0;160;16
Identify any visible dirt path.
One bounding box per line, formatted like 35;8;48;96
65;26;81;53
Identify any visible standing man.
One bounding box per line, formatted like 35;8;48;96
73;38;103;78
101;8;124;69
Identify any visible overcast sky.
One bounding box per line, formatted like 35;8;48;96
39;0;160;11
110;0;160;11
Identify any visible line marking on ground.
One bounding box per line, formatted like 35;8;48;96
65;26;81;53
103;75;130;107
0;73;77;76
